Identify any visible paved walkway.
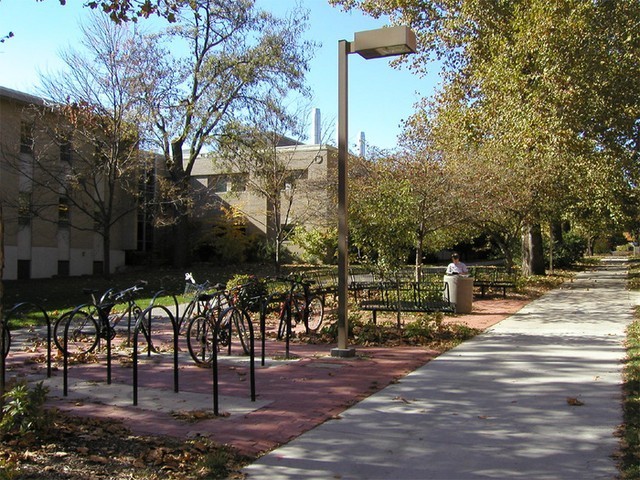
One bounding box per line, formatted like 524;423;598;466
243;257;639;479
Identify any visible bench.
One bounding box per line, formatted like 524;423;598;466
472;268;518;298
359;280;454;327
306;268;338;299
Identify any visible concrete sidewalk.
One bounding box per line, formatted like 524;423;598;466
243;257;639;479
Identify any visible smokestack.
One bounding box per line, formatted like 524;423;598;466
311;108;321;144
358;131;366;157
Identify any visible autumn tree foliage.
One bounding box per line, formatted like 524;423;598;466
334;0;640;274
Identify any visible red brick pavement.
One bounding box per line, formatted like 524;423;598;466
5;297;528;457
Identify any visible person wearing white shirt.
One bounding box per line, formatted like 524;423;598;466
446;253;469;275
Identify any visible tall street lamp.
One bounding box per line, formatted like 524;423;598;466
332;26;417;358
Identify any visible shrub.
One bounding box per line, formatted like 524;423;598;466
290;226;337;264
0;381;50;438
546;232;587;268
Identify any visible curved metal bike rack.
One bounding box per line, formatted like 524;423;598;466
131;302;178;406
62;302;107;395
212;312;256;416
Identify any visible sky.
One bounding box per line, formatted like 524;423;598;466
0;0;441;151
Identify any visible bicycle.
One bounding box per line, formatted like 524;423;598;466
275;275;324;340
186;281;260;365
53;283;147;355
178;273;219;333
185;286;232;365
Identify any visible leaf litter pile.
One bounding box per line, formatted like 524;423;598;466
0;410;250;479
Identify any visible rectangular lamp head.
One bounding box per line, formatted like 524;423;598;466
352;26;417;60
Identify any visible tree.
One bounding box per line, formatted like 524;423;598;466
134;0;316;267
216;99;329;271
348;147;477;276
335;0;640;275
18;14;146;278
38;0;184;23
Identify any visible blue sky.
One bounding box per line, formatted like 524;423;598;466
0;0;441;150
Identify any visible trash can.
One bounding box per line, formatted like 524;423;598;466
443;275;474;314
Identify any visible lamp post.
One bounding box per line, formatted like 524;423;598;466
331;26;417;358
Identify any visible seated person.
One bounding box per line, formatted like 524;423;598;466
446;253;469;275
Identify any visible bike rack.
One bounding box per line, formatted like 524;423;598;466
131;303;178;406
63;290;165;397
1;302;53;399
212;312;256;416
61;301;113;395
259;297;268;366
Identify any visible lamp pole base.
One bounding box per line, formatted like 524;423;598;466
331;347;357;358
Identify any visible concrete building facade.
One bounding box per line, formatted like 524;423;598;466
189;142;337;250
0;86;137;280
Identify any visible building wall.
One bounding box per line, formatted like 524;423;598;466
0;86;137;280
191;144;337;241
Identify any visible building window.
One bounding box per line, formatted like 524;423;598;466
20;121;34;154
18;192;31;226
58;196;70;226
283;169;308;191
93;261;104;276
230;173;248;192
212;175;228;193
17;260;31;280
212;173;248;193
281;223;296;237
57;260;70;277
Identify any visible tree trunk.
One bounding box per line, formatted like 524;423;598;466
587;236;595;256
550;220;564;244
493;234;515;273
522;223;545;276
168;143;192;269
172;213;190;269
414;224;424;282
267;195;281;272
549;220;564;273
102;226;111;279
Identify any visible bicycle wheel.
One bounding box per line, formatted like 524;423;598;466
54;310;99;355
229;308;252;355
306;295;324;332
186;314;215;365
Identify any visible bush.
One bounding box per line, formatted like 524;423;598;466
546;232;587;268
290;226;337;264
0;381;50;438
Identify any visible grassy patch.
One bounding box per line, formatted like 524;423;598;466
621;260;640;479
621;313;640;479
2;263;277;324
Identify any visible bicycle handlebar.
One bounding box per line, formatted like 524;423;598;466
104;282;147;304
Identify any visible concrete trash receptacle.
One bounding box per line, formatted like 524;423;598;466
443;275;474;313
